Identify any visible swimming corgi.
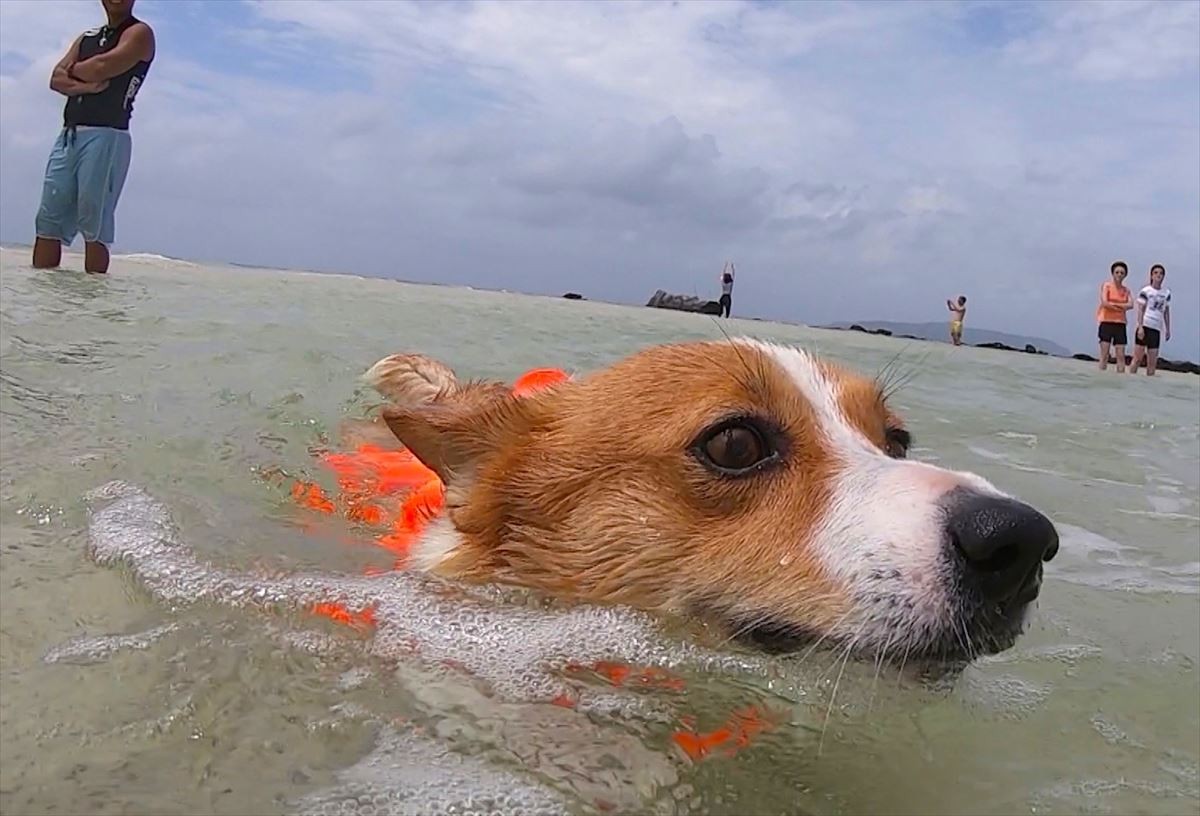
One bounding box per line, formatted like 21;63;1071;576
362;339;1059;664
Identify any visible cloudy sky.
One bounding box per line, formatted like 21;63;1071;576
1;0;1197;357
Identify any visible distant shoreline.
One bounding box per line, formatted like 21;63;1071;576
2;242;1195;375
817;322;1198;376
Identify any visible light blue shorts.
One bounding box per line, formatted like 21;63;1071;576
35;126;132;247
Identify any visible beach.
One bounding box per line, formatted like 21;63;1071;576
1;246;1198;816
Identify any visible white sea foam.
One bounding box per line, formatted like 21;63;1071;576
82;480;775;814
1050;523;1199;596
294;724;571;816
84;480;762;703
42;622;180;665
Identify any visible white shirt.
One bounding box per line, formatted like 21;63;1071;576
1137;285;1171;331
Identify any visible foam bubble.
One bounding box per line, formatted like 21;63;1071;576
43;622;180;665
1146;492;1191;516
996;431;1038;447
1050;523;1199;596
294;725;570;816
337;667;373;691
963;445;1070;479
957;670;1051;718
114;252;197;267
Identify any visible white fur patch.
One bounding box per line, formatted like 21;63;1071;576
739;339;1006;653
410;514;464;572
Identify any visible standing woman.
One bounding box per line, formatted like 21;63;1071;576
1130;264;1172;376
1096;260;1133;372
719;262;735;318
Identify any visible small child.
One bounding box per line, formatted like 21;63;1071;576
946;295;967;346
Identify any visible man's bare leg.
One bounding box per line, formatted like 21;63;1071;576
32;237;62;269
84;241;109;274
1146;349;1158;376
1129;346;1142;375
1114;344;1126;373
1099;340;1110;370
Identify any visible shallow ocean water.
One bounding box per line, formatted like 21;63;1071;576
1;246;1198;815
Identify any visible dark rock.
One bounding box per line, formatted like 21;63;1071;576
1158;358;1200;375
845;324;892;336
826;322;1196;375
1078;352;1200;373
973;341;1045;355
562;292;584;300
646;289;723;316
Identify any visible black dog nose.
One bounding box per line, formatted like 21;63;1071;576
945;491;1059;604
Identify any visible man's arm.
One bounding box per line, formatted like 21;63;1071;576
71;23;154;82
1134;298;1147;332
1164;303;1171;340
49;34;107;96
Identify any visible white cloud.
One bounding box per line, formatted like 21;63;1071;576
1;0;1197;358
1004;0;1200;81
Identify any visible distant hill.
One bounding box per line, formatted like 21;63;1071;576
825;320;1072;357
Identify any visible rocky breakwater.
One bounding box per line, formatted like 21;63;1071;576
840;325;1197;375
646;289;723;316
1071;353;1200;375
846;324;924;341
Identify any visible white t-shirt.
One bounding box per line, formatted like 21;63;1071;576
1137;285;1171;331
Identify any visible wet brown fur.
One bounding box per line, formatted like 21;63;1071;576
370;342;902;633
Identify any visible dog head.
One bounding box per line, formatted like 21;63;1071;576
368;340;1059;664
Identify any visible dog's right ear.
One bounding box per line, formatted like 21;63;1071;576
381;396;536;485
363;353;459;405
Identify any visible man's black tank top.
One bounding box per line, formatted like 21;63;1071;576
63;15;152;131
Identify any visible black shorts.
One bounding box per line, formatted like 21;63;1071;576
1098;322;1127;345
1136;326;1162;350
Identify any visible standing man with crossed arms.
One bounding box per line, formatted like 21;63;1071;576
32;0;155;275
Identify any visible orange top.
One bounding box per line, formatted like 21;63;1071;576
1096;280;1130;324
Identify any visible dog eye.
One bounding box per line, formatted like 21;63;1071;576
694;420;777;475
885;427;910;459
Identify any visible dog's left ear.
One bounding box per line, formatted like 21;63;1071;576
363;353;459;405
381;396;538;485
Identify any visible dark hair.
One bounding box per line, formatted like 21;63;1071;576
1111;261;1128;274
958;295;967;305
722;272;733;284
1150;264;1166;275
